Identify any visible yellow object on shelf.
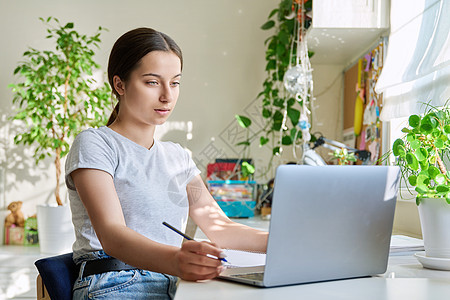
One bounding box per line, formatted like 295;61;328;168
354;94;364;136
354;59;364;136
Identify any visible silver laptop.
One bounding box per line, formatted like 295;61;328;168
219;165;400;287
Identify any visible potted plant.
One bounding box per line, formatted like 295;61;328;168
330;148;357;166
391;104;450;261
9;17;111;253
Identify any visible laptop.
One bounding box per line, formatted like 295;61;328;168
219;165;400;287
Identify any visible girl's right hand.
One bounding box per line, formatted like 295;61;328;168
174;240;225;281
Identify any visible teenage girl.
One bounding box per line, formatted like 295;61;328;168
65;27;268;299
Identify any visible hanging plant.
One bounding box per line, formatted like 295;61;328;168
236;0;313;166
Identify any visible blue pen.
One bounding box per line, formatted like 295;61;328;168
162;221;229;263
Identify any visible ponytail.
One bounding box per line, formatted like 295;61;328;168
106;102;120;126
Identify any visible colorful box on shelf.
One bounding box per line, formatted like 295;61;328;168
207;180;256;218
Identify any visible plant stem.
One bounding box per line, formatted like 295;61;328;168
64;65;71;112
55;147;63;206
436;149;447;175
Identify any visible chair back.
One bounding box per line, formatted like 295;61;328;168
35;252;80;300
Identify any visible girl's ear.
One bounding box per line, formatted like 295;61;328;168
113;75;125;96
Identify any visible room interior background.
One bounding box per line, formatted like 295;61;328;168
0;0;344;217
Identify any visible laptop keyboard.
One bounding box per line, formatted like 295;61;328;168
230;272;264;281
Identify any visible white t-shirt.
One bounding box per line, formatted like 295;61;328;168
65;126;200;260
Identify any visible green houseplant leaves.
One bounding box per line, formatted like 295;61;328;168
392;105;450;205
235;0;313;173
9;17;112;205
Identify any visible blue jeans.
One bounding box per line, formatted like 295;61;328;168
73;251;178;299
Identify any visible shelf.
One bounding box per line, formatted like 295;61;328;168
307;27;389;65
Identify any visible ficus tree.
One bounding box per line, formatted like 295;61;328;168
9;17;112;205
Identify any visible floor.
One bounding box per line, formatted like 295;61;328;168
0;217;268;300
0;245;46;300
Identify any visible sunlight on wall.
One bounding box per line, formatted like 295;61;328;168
155;120;193;142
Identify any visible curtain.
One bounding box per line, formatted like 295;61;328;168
375;0;450;121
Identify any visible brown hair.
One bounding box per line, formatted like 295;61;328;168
106;28;183;126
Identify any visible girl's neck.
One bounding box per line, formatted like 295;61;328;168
108;120;156;150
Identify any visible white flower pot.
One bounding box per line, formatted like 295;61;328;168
418;198;450;258
37;204;75;254
0;209;9;244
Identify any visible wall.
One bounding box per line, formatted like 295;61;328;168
309;64;344;162
0;0;279;215
0;0;344;216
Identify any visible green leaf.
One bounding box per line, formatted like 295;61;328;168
265;60;276;71
428;166;440;179
260;136;269;146
262;108;271;118
278;30;289;45
417;174;429;186
287;107;300;126
241;161;255;176
236;141;250;146
435;174;446;185
235;115;251;128
408;175;417;186
272;110;283;121
290;128;300;140
444;125;450;134
273;146;281;155
436;185;449;193
446;194;450;204
406;133;415;143
282;135;292;145
268;8;278;19
276;43;285;56
392;139;405;156
419;160;429;171
410;140;420;149
416;196;423;205
420;123;433;134
261;20;275;30
406;153;419;170
408;115;421;128
415;185;428;194
273;98;284;108
435;139;445;149
401;128;411;133
424;114;438;127
415;148;428;161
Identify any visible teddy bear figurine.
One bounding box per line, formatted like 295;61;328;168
4;201;25;228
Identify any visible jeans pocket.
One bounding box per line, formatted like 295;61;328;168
88;270;139;299
73;275;92;299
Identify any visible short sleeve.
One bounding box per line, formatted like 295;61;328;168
183;147;201;184
65;129;117;190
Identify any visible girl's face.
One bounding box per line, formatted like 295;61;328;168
114;51;182;126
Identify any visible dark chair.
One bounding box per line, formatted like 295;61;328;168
35;252;80;300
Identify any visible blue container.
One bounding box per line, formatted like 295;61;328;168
216;199;256;218
207;180;256;218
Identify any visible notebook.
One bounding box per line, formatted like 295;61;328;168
219;165;400;287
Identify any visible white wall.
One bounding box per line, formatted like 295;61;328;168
0;0;275;215
309;64;344;162
0;0;342;216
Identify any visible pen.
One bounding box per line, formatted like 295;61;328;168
162;221;229;263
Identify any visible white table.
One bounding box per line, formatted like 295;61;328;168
175;217;450;300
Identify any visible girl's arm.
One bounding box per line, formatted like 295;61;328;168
187;175;268;252
71;168;224;281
